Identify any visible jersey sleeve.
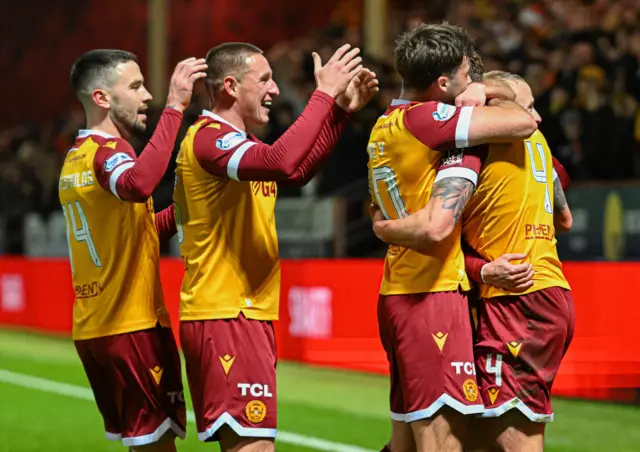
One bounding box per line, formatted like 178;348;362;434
155;204;177;243
193;91;342;182
94;139;138;197
404;101;474;152
462;239;489;284
93;107;183;202
434;145;488;187
279;106;351;187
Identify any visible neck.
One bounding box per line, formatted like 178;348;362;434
401;86;449;104
210;97;247;132
85;111;125;139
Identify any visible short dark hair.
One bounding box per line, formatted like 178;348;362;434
70;49;137;101
205;42;263;91
469;51;485;83
394;22;474;91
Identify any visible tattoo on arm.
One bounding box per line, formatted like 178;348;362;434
431;177;475;224
553;179;568;211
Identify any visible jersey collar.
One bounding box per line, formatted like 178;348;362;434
390;99;410;106
77;129;115;139
201;110;247;137
69;129;116;152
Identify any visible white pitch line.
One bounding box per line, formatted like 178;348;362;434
0;369;374;452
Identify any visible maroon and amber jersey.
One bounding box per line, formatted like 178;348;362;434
59;130;169;340
368;100;481;295
174;112;280;322
463;130;570;298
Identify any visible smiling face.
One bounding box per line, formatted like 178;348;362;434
234;53;280;127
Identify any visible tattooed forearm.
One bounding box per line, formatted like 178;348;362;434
431;177;475;224
553;179;567;211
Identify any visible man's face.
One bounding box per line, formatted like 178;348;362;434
235;54;280;127
106;61;153;136
440;57;472;103
512;80;541;125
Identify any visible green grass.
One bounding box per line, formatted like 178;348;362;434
0;328;639;451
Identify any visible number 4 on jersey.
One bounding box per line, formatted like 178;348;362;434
525;140;553;214
62;201;102;274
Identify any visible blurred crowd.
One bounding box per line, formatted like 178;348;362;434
1;0;639;246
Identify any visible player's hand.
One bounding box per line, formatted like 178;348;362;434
455;82;487;107
336;68;380;113
313;44;363;99
166;57;208;113
482;253;534;292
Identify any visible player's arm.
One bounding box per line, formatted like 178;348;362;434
93;108;183;202
155;204;177;243
553;176;572;232
465;99;538;146
93;59;208;202
372;148;483;251
454;81;538;146
194;92;348;181
278;105;350;186
373;177;474;250
281;69;380;186
552;156;572;232
463;239;535;291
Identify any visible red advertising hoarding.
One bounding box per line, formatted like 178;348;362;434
1;258;638;403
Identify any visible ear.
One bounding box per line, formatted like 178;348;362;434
436;75;449;93
223;75;240;98
91;89;110;110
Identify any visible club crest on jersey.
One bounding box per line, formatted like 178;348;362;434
104;152;133;172
216;132;245;150
432;103;456;122
441;149;464;167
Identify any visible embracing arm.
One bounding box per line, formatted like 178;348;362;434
373;175;476;252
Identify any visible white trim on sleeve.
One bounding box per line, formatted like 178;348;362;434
455;106;474;148
108;162;135;200
434;167;478;186
227;141;257;181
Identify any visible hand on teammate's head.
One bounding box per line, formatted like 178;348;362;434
312;44;363;99
166;57;208;113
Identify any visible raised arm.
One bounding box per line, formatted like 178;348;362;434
94;109;182;202
194;91;345;181
281;69;379;187
193;45;366;182
94;58;207;202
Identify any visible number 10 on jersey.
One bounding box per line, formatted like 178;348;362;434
368;142;408;220
62;201;102;274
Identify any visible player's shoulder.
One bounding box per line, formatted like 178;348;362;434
87;134;130;151
193;114;252;152
407;101;458;122
87;134;135;173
